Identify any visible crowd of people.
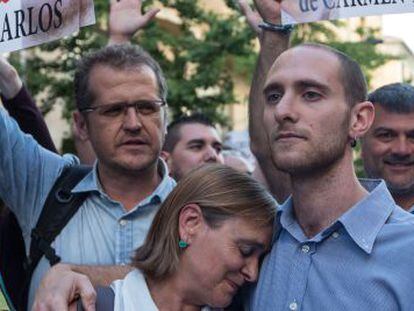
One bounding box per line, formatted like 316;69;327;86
0;0;414;310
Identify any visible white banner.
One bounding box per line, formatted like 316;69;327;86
0;0;95;53
281;0;414;24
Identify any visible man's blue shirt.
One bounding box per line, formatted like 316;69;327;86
0;108;176;308
251;179;414;311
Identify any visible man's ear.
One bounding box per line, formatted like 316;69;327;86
349;101;375;140
161;151;175;176
160;150;170;162
73;111;90;141
178;204;205;245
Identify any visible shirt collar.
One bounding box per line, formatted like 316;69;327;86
72;158;175;205
276;198;309;243
275;179;396;254
338;179;395;254
71;161;100;194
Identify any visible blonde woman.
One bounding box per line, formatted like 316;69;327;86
36;164;276;311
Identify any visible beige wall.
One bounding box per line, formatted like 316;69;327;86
44;103;70;151
335;15;414;90
370;37;414;90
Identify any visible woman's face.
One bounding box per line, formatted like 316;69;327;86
179;216;272;308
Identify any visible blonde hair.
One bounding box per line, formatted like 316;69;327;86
132;164;276;280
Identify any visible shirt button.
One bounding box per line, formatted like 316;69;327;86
119;219;127;226
301;244;310;253
289;302;298;310
332;232;339;238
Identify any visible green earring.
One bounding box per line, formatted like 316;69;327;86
178;239;188;249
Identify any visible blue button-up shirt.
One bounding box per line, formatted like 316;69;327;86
0;108;176;309
250;179;414;311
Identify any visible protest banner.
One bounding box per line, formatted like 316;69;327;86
0;0;95;53
281;0;414;24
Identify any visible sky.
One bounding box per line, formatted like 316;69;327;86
382;13;414;52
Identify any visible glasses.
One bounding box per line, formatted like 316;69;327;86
80;100;166;118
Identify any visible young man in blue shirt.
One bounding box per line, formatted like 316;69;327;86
248;2;414;309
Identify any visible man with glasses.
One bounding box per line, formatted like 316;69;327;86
0;44;176;310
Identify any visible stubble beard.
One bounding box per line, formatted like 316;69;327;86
385;179;414;197
271;118;350;179
363;158;414;197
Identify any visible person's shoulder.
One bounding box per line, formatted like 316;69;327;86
61;153;81;165
377;206;414;252
386;205;414;228
110;269;144;292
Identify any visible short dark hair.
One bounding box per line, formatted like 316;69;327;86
299;43;368;107
368;83;414;113
163;114;216;152
74;44;168;111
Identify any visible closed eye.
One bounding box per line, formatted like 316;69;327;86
239;244;257;257
239;246;255;258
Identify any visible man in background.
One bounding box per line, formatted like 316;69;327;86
162;114;224;180
361;83;414;211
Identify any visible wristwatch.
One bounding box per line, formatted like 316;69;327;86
258;21;294;35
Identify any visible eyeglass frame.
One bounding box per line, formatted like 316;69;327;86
79;100;167;118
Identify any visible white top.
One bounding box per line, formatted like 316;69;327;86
111;269;220;311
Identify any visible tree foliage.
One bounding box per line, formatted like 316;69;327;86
10;0;255;126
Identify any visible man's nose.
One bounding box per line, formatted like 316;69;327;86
391;137;413;156
273;92;299;124
203;146;220;163
122;107;142;132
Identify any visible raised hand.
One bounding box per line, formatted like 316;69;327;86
238;0;282;34
238;0;262;34
253;0;282;24
109;0;160;44
0;56;22;100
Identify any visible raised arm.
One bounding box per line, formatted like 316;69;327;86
108;0;160;45
0;56;57;153
240;0;292;202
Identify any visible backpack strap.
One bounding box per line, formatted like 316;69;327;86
28;165;92;268
76;286;115;311
19;165;91;310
